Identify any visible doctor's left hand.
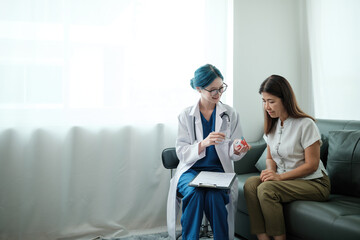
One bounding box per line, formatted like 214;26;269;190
233;142;251;155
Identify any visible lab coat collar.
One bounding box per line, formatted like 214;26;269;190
190;100;228;133
215;102;227;132
189;100;200;117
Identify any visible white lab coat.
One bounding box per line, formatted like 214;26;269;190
166;101;247;240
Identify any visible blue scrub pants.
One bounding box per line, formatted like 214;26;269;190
177;169;229;240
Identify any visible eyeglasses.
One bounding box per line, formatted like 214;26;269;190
203;83;228;96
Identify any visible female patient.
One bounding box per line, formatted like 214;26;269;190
167;64;250;240
244;75;330;240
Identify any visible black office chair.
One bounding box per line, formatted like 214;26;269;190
162;147;212;239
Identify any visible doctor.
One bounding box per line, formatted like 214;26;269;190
167;64;250;240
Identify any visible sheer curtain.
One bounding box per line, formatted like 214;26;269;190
0;1;233;239
0;0;233;126
306;0;360;120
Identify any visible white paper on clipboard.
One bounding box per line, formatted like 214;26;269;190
189;171;236;190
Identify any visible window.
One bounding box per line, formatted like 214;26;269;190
307;0;360;120
0;0;233;126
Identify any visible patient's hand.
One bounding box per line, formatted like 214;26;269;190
260;169;281;182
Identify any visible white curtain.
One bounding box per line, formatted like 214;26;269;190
0;0;233;239
306;0;360;120
0;124;177;239
0;0;233;126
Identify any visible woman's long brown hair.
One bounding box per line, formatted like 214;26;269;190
259;75;315;135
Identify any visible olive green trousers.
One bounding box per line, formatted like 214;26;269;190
243;174;330;236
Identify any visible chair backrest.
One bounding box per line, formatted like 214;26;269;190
162;147;179;169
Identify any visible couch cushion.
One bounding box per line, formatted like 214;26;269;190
234;139;266;174
316;119;350;166
284;194;360;240
255;148;267;171
327;130;360;197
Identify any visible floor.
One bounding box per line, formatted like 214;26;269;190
110;226;248;240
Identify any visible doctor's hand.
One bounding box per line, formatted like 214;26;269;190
233;141;251;155
198;132;225;154
200;132;225;148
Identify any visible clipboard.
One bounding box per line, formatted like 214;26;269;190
188;171;236;190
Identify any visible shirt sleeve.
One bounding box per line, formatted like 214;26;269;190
263;134;268;143
301;118;322;149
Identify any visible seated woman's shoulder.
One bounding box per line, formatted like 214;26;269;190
293;117;317;129
294;117;314;123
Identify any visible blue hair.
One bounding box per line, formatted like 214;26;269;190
190;64;224;89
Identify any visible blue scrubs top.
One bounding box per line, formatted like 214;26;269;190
191;106;224;172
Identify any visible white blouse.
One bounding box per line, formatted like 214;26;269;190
265;117;327;180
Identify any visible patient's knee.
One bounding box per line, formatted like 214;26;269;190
244;176;262;193
257;181;280;202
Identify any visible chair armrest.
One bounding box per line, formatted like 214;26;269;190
234;138;266;174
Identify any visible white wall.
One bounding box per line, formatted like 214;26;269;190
233;0;311;141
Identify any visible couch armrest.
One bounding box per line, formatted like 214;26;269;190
234;138;266;174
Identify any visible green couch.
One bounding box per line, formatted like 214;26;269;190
234;119;360;240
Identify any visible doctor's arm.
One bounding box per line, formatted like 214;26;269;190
175;114;205;165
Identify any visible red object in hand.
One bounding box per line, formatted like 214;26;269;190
240;137;249;147
235;137;248;148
